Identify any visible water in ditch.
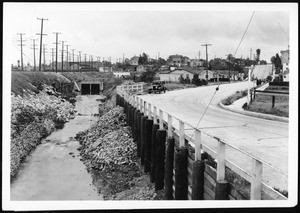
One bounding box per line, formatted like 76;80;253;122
10;95;103;200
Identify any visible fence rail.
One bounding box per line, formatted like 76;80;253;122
117;85;287;200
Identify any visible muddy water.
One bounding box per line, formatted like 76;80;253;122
10;95;103;200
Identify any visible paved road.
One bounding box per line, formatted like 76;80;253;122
138;81;288;191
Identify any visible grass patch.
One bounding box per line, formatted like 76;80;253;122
245;95;289;117
221;90;248;106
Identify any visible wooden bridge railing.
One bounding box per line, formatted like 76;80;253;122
117;86;287;200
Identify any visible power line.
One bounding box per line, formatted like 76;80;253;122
60;40;66;72
37;17;48;71
17;33;25;71
13;43;33;64
201;44;212;82
31;38;37;71
233;11;255;57
53;32;61;72
43;44;47;71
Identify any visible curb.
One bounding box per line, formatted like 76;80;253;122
219;102;289;123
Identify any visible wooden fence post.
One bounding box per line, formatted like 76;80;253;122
192;129;205;200
251;158;263;200
159;109;164;130
215;140;229;200
165;114;174;199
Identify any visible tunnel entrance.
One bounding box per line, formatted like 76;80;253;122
80;81;103;95
81;84;91;95
91;84;100;95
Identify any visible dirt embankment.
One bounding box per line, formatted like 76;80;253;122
75;96;164;200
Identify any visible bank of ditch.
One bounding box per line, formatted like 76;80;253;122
10;85;76;180
75;96;164;200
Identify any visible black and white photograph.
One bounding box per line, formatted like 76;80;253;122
2;2;298;210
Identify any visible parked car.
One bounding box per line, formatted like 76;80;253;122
148;80;166;94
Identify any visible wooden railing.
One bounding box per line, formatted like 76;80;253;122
117;86;287;200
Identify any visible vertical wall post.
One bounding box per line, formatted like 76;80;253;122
250;158;263;200
148;103;152;119
159;109;164;130
179;121;185;147
168;114;173;138
153;106;157;124
192;129;205;200
215;140;229;200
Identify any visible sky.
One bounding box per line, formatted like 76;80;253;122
4;3;294;66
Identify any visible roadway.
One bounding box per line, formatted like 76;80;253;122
138;81;288;191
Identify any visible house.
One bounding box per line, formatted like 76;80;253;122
212;70;239;81
130;56;139;66
136;64;146;72
190;59;205;67
158;68;214;82
280;50;289;73
113;71;131;78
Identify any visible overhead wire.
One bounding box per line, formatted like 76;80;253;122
233;11;255;57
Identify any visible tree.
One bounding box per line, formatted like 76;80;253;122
158;57;167;66
256;49;261;63
138;53;148;65
273;53;282;74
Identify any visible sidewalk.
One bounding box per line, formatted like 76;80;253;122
219;96;289;123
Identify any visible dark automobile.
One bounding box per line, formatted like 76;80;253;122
148;80;166;94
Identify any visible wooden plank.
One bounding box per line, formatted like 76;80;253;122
204;184;215;200
251;158;263;200
203;192;213;200
229;194;236;200
204;172;216;188
205;163;217;180
228;183;249;200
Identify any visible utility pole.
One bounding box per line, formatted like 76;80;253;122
43;44;47;71
37;18;48;71
78;51;82;72
17;33;25;71
65;45;70;71
77;54;80;71
201;44;212;82
53;32;61;72
84;54;87;71
250;48;252;60
51;48;55;71
60;40;66;72
71;49;75;71
30;38;37;71
198;50;201;60
158;52;160;59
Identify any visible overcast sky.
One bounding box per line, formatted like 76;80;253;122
4;3;294;66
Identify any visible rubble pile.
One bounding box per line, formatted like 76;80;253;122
76;106;137;171
10;85;76;179
76;99;165;200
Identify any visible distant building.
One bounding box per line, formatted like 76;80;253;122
280;50;289;73
136;64;147;72
113;71;131;78
252;64;274;80
130;56;139;66
190;59;205;67
159;68;214;82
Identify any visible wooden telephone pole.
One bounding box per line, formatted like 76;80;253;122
37;18;48;71
17;33;25;71
201;44;212;82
